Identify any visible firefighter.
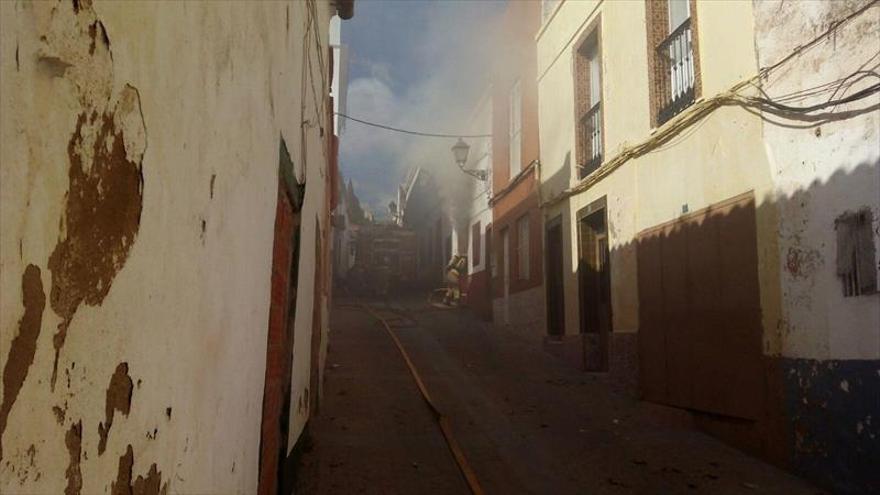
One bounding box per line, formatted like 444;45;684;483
443;254;467;305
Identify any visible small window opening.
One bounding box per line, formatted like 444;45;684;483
836;209;877;297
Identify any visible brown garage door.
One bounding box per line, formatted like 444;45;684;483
637;192;763;420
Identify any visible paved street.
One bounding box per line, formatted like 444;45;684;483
296;298;821;495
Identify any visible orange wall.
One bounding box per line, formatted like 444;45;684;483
491;0;543;296
492;0;541;198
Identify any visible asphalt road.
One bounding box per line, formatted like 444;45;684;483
295;297;821;495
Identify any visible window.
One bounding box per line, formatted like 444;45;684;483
517;214;530;280
668;0;689;31
836;209;877;297
509;80;522;180
575;30;602;179
472;221;481;266
647;0;698;126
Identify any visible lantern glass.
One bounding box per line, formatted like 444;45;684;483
451;138;470;166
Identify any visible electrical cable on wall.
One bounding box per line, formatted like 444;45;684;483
540;1;880;208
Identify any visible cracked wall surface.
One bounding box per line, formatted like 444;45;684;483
1;0;334;492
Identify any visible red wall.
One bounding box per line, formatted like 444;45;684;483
258;184;296;495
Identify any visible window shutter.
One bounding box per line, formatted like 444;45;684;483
855;211;877;293
836;210;877;296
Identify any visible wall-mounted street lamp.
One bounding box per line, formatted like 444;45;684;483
452;138;488;181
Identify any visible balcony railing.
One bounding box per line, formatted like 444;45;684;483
578;102;603;179
656;18;695;125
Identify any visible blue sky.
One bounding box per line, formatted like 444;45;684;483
339;0;506;219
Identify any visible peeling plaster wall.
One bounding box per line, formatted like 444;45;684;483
754;0;880;361
753;1;880;491
1;0;333;493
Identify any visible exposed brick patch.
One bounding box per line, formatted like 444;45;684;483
645;0;702;126
574;40;589;169
572;20;603;174
645;0;670;126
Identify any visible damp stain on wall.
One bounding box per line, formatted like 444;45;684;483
0;265;46;461
98;363;134;455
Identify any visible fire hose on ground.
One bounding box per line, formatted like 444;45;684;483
360;303;485;495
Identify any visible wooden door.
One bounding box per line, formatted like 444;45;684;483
578;207;611;371
546;217;566;337
258;183;299;495
637;192;763;419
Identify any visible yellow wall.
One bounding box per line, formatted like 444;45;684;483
537;0;781;340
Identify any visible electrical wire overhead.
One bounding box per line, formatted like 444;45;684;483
335;112;492;139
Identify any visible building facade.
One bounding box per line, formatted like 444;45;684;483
752;1;879;490
490;0;546;337
0;1;353;493
463;93;494;320
330;16;355;285
351;224;418;295
332;175;356;283
536;0;878;491
399;167;454;288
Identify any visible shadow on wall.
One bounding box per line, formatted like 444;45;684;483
540;156;879;493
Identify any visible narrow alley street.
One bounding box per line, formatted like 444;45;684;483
2;1;878;494
297;298;820;495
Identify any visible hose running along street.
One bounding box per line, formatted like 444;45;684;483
359;303;485;495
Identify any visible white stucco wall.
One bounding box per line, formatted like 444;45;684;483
754;0;880;360
466;94;493;275
0;1;333;492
